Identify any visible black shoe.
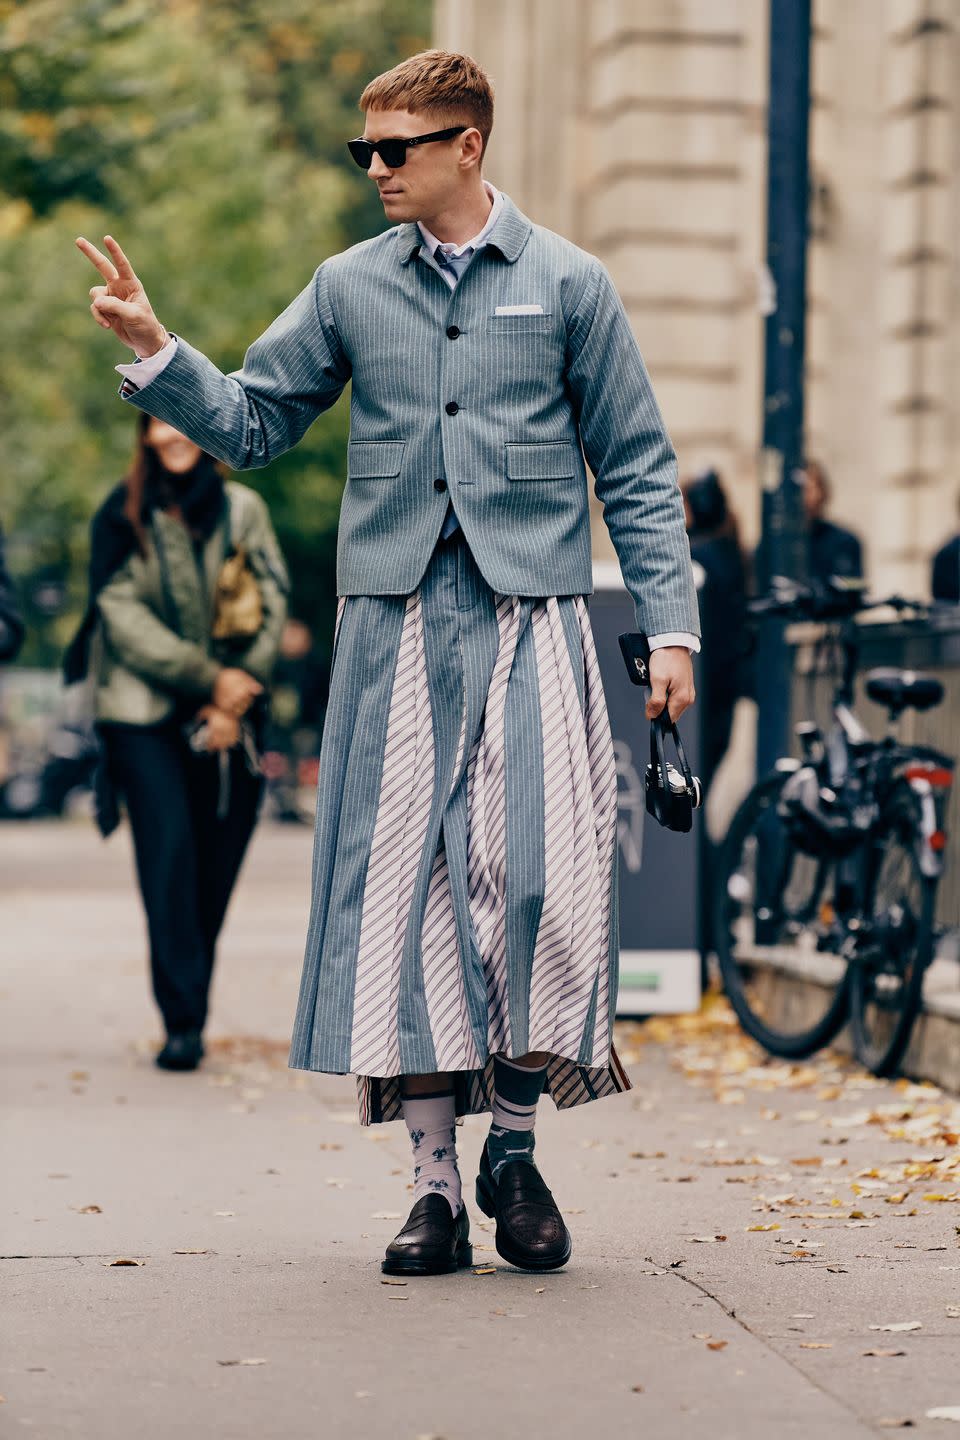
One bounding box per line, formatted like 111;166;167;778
155;1031;204;1072
476;1145;572;1271
381;1194;473;1276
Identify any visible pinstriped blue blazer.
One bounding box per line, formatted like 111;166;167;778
122;195;700;638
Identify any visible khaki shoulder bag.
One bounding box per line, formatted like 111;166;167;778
212;493;263;642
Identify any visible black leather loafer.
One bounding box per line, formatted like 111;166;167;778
155;1031;204;1071
382;1194;473;1276
476;1146;572;1271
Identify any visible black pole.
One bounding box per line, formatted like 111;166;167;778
756;0;811;777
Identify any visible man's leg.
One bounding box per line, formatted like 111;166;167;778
399;1071;462;1216
485;1051;549;1178
477;1050;572;1272
382;1070;472;1276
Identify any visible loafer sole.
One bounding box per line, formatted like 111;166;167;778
381;1240;473;1277
475;1174;572;1272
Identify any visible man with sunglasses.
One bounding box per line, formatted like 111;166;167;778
77;48;699;1279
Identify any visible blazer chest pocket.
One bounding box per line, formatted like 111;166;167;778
488;312;555;334
348;439;406;479
505;442;578;481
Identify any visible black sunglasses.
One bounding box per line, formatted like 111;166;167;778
347;126;467;171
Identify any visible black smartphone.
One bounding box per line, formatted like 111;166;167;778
618;631;652;688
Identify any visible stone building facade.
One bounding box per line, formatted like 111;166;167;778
434;0;960;598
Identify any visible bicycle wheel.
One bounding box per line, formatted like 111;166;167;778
849;784;936;1077
713;771;851;1057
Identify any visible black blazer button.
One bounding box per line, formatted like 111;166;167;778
445;401;459;415
434;478;448;491
446;325;461;339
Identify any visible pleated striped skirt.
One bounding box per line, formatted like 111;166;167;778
288;532;630;1122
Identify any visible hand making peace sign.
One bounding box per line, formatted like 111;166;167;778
75;234;169;359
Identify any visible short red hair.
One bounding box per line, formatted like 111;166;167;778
360;49;494;157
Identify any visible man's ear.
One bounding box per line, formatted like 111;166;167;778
459;127;484;170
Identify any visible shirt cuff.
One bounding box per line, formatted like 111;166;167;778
115;334;178;395
648;631;701;655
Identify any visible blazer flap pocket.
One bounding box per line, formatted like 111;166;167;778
348;439;406;479
505;441;577;481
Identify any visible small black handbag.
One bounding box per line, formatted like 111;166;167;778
618;632;703;834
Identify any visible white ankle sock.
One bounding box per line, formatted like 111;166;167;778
401;1091;462;1216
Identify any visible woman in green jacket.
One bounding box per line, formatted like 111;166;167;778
67;412;288;1070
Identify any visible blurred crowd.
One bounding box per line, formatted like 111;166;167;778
680;458;959;795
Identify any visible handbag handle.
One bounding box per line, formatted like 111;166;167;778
649;709;695;793
619;632;702;831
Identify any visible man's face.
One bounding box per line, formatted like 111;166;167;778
803;467;826;521
360;109;472;223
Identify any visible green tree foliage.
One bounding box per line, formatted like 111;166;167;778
196;0;433;247
0;0;430;666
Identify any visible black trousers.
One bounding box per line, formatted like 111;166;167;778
101;721;263;1035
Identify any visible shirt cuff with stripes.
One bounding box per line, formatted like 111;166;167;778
116;334;178;396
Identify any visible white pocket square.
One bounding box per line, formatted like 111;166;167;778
494;303;545;315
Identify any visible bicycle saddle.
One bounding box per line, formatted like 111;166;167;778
865;668;943;714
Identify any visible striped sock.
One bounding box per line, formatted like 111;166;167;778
486;1055;548;1180
401;1090;462;1216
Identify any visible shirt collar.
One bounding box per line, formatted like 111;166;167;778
396;191;531;267
417;182;503;259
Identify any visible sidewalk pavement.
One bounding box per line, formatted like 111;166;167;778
2;821;959;1440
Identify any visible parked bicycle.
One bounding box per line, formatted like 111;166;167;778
713;577;954;1076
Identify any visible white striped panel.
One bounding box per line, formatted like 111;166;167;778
466;595;520;1057
528;601;606;1059
349;595;433;1075
578;599;619;1062
422;696;482;1072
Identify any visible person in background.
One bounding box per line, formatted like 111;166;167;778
0;525;25;664
682;469;748;787
64;412;288;1071
931;490;960;604
266;617;330;822
803;459;864;583
682;469;748;979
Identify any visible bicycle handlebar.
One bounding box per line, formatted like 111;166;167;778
748;577;930;625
